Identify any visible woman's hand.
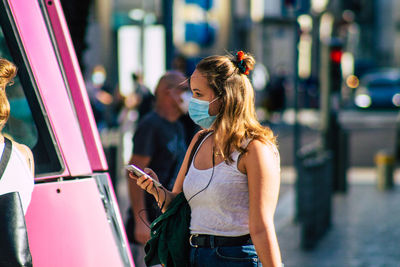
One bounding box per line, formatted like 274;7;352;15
132;168;161;197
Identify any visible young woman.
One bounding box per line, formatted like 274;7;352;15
0;58;35;214
134;51;282;266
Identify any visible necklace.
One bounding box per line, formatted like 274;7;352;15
214;148;222;157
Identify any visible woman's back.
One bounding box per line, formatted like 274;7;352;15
0;140;34;214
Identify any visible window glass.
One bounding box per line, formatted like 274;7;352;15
0;31;37;147
0;11;63;176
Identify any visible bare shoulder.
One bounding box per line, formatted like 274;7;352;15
243;139;280;169
244;139;280;183
192;129;205;141
246;139;279;158
188;129;210;148
194;129;210;139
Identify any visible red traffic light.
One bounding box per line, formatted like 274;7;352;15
330;49;343;64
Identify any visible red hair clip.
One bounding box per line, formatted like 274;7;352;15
235;51;249;75
237;51;245;61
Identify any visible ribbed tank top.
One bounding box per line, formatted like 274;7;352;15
0;142;34;214
183;133;251;236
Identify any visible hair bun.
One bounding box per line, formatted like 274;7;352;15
235;51;255;75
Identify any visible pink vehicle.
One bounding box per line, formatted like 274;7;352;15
0;0;134;266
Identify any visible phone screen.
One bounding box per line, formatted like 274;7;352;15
125;165;146;178
125;165;162;187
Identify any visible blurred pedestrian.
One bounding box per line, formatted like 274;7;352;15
86;65;115;130
264;67;287;123
131;72;155;122
126;71;189;267
134;51;282;266
0;58;35;214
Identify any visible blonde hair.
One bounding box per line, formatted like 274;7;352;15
0;58;17;129
196;52;276;163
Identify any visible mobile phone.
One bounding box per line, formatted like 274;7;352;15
125;164;162;187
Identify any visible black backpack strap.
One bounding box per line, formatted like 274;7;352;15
185;130;210;176
0;137;12;180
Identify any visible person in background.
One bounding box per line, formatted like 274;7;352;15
86;65;114;130
126;71;189;267
131;72;155;122
0;58;34;215
134;51;283;266
263;67;287;123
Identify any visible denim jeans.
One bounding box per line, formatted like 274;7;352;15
189;244;261;267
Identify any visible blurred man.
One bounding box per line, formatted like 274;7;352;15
126;71;189;267
131;72;155;122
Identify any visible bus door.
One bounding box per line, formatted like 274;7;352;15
0;0;133;266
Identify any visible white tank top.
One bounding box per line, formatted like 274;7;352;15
183;133;250;236
0;142;34;214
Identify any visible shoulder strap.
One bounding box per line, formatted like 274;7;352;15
0;137;12;180
185;130;210;176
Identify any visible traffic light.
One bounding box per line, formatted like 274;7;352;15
330;49;343;64
329;39;343;92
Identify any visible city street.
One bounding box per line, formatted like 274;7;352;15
276;182;400;266
272;109;398;167
271;109;400;266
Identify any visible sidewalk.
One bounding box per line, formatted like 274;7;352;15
276;167;400;266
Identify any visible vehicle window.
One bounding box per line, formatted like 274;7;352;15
368;81;400;88
369;80;392;86
0;9;63;176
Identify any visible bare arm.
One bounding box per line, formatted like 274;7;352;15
244;140;282;267
127;154;151;244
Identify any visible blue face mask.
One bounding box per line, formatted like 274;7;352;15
188;97;219;128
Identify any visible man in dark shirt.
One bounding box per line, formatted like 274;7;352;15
126;71;189;267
